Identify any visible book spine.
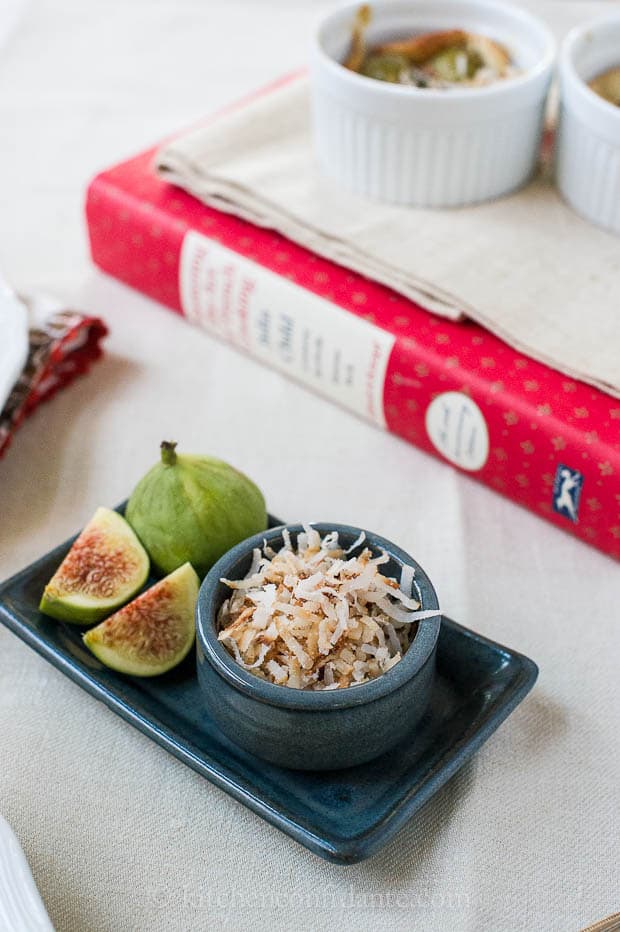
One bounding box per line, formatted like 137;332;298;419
86;170;620;560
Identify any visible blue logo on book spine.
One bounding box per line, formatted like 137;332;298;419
552;464;583;523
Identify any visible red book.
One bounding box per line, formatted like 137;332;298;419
86;145;620;560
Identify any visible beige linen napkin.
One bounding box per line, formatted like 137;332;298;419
156;28;620;398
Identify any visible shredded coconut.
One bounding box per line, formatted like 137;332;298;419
218;528;438;690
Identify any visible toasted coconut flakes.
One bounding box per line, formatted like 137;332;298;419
266;659;287;683
318;617;333;655
345;530;366;553
262;620;279;643
221;636;269;670
381;619;403;654
247;547;262;578
288;655;302;689
280;630;313;669
220;573;264;591
217;527;439;690
239;627;255;653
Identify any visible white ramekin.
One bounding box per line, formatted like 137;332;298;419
556;15;620;235
310;0;555;207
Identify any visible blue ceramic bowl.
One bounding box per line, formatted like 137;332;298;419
196;524;441;771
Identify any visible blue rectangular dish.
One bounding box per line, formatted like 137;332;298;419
0;513;538;864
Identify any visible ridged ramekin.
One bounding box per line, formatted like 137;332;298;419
556;14;620;235
310;0;555;207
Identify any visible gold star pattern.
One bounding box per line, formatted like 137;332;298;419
598;461;614;476
524;380;539;392
562;381;577;392
481;357;496;369
586;497;601;511
391;372;421;388
537;404;552;416
574;407;589;419
521;440;535;455
551;436;566;451
503;411;518;426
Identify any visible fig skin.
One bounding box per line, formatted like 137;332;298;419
83;562;199;677
126;442;268;579
39;507;150;625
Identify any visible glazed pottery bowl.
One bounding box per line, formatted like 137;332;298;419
196;523;441;771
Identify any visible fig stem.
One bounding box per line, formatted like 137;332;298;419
160;441;178;466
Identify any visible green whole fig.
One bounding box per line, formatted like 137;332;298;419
126;442;267;578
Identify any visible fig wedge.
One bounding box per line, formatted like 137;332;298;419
39;507;149;624
82;562;199;677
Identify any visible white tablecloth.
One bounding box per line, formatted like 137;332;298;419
0;2;618;931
